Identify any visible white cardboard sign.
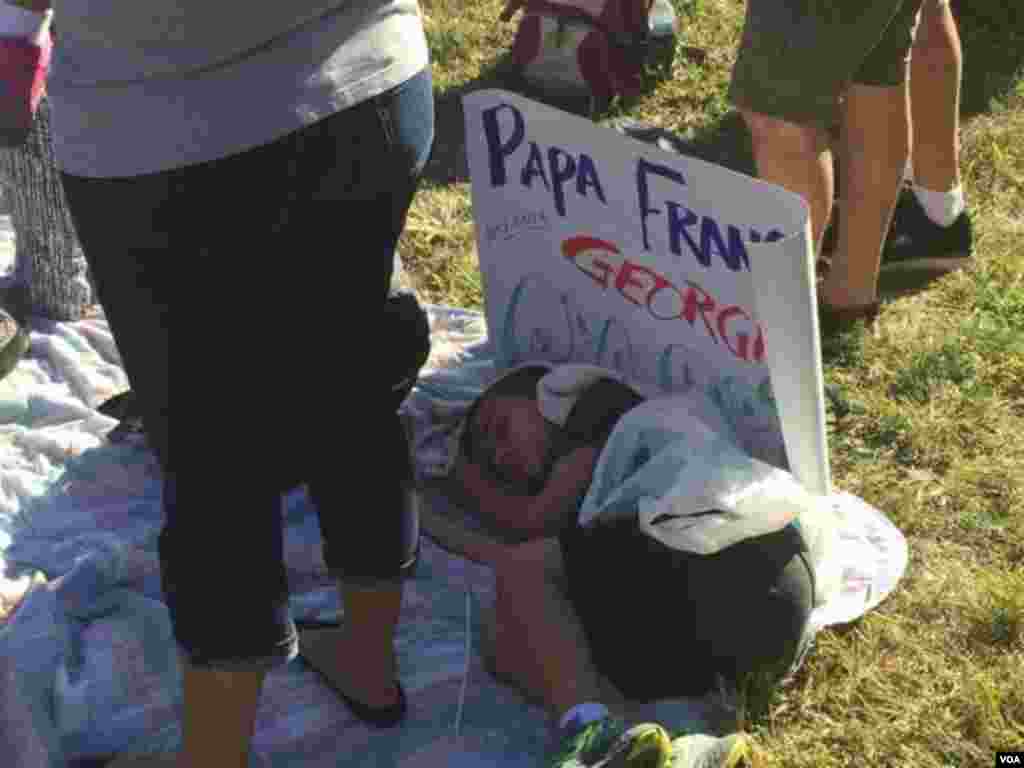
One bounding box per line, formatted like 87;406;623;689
463;90;831;495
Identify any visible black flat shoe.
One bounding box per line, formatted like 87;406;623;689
331;678;407;728
299;626;408;728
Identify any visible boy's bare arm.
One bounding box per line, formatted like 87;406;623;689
519;443;600;539
421;441;595;567
419;506;508;566
448;453;526;536
450;443;600;542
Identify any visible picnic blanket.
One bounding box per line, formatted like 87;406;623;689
0;205;909;766
0;298;740;768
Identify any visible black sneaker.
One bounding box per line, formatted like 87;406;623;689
880;185;973;273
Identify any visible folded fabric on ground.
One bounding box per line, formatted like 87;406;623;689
0;304;741;768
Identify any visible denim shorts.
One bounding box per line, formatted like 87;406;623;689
60;66;435;671
729;0;925;128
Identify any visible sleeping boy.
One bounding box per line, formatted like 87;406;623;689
440;363;816;768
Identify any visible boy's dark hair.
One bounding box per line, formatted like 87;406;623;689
458;364;550;464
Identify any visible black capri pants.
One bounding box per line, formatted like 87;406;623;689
59;67;434;670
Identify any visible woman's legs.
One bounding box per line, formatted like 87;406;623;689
297;67;434;712
180;666;267;768
908;0;962;194
59;66;433;763
61;152;297;768
304;414;419;711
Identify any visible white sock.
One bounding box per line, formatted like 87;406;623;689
558;702;610;733
911;183;966;228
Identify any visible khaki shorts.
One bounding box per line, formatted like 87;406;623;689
729;0;926;127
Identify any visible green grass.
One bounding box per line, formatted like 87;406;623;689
426;26;468;68
406;1;1024;764
889;341;979;404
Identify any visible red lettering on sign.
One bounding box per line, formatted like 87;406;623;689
563;236;622;289
562;236;766;363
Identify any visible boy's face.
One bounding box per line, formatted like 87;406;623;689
472;394;553;493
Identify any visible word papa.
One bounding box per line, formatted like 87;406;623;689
481;102;785;273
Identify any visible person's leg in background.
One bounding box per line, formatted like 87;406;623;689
909;0;962;198
824;0;924;312
728;0;842;255
883;0;972;269
740;115;835;258
299;65;434;719
730;0;922;326
823;80;911;310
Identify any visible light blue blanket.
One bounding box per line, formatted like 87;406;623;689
1;307;726;768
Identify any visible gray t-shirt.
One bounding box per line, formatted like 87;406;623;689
47;1;429;178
